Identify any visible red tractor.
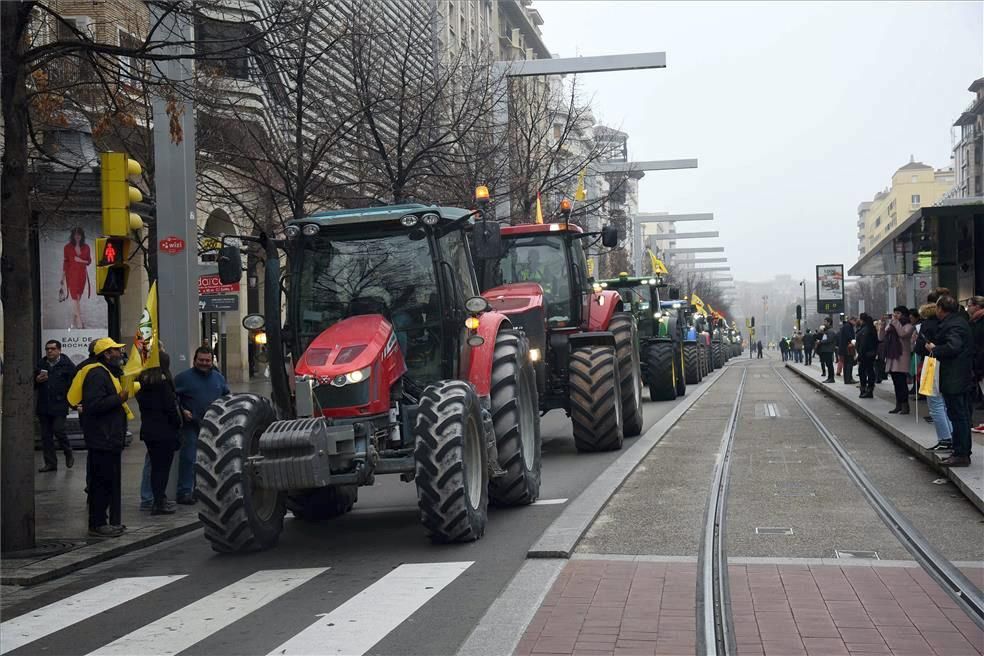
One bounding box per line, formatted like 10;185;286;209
473;208;644;453
199;205;541;552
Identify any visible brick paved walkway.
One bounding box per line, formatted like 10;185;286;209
515;559;984;656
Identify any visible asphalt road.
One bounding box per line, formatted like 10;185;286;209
0;376;713;656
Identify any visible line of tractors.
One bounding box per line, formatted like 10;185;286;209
195;194;742;553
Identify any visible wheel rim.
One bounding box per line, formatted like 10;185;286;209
248;428;277;522
519;365;536;467
464;413;483;510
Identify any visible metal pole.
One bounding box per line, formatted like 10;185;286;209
151;6;198;371
219;311;228;378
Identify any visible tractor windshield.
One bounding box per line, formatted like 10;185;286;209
489;235;572;324
615;286;655;336
295;230;443;382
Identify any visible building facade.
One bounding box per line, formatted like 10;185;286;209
952;77;984;199
856;158;954;258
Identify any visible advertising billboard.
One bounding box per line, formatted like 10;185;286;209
39;216;107;365
816;264;845;315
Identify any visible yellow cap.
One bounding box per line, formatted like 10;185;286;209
93;337;126;355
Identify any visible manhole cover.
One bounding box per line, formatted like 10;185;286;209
835;550;879;559
756;527;794;535
2;539;90;559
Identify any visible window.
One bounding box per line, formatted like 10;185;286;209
911;194;920;206
911;175;918;183
196;18;250;80
55;17;94;81
875;217;881;227
118;30;141;82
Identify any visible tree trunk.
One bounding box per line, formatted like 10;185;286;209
1;2;38;551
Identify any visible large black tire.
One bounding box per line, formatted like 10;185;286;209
196;394;287;553
287;485;358;521
414;380;489;542
610;314;644;438
713;342;725;369
703;343;713;373
684;343;701;384
488;330;541;506
569;345;623;452
645;342;677;402
675;345;687;398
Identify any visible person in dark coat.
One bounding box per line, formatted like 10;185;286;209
756;340;763;358
35;340;77;472
838;318;856;384
855;314;878;398
967;296;984;427
136;353;182;515
802;329;816;366
779;337;789;361
925;296;975;467
915;292;951;450
77;338;130;537
817;318;837;383
173;347;229;504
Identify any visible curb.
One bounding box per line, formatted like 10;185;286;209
784;363;984;514
527;361;733;558
1;520;200;586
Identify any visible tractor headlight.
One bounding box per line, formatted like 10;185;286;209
302;224;320;237
529;348;541;362
400;214;419;227
672;303;681;309
421;212;440;225
331;366;371;387
285;225;301;239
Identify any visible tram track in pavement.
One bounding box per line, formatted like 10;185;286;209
696;359;984;656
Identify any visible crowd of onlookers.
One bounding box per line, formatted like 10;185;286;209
778;290;982;468
35;339;228;538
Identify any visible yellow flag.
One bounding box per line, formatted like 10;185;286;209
534;193;544;224
586;258;594;277
123;281;160;382
574;168;587;202
647;249;669;275
691;293;708;315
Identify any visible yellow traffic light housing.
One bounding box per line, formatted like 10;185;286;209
101;152;145;237
95;236;131;296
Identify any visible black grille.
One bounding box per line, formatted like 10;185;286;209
315;381;370;409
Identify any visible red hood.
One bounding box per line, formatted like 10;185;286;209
295;314;398;379
483;282;544;314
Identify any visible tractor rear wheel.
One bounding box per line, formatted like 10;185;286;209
489;330;541;506
287;485;358;521
675;345;687;398
610;314;644;438
713;342;725;369
569;345;623;452
645;342;677;402
196;394;286;553
413;380;489;542
684;343;701;384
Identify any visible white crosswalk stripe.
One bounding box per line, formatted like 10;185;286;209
267;561;474;656
0;575;184;655
87;568;328;656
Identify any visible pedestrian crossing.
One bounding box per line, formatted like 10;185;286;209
1;562;474;656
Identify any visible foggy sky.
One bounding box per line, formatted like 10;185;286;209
536;1;983;283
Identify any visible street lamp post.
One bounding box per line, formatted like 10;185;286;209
799;279;807;331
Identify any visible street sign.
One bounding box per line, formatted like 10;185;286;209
159;235;186;255
816;264;844;315
199;274;240;295
198;294;239;313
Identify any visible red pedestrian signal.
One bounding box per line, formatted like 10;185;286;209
96;237;131;296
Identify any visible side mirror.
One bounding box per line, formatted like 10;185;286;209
218;245;243;284
473;221;503;259
669;287;681;300
601;225;618;248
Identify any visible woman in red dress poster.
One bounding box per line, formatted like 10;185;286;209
61;227;91;329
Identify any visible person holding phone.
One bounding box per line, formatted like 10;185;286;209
878;306;914;415
35;340;76;472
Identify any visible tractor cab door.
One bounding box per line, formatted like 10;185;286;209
433;227;480;379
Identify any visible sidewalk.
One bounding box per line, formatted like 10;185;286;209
784;361;984;513
1;378;272;586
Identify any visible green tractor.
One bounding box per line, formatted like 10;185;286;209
598;274;687;402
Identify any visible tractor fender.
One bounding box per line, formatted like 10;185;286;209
464;310;511;397
568;331;617;349
586;289;620;331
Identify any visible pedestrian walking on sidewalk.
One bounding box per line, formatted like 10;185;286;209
71;338;131;538
967;296;984;432
838;317;856;384
915;293;952;450
779;337;789;361
817;319;837;383
35;340;76;472
879;306;914;415
926;296;975;467
136;354;182;515
855;314;878;398
756;340;763;358
803;329;816;366
791;332;804;363
173;347;229;504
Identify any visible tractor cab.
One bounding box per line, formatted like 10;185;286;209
596;272;665;339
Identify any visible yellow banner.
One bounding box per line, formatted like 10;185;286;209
123;281;160;382
534;194;544;224
574;168;587;202
646;249;669;275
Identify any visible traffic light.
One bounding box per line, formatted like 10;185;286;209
95;236;130;296
100;151;144;236
796;305;802;320
751;316;755;327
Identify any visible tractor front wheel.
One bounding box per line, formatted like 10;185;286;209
684;343;702;385
675;345;687;398
569;345;624;452
610;314;644;438
196;394;286;553
489;330;541;506
713;342;725;369
413;381;489;542
645;342;677;402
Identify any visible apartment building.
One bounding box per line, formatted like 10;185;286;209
952;77;984;199
856;158;954;258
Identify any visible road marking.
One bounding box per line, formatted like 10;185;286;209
755;527;794;535
531;498;568;505
268;561;473;656
88;568;327;656
1;576;184;655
